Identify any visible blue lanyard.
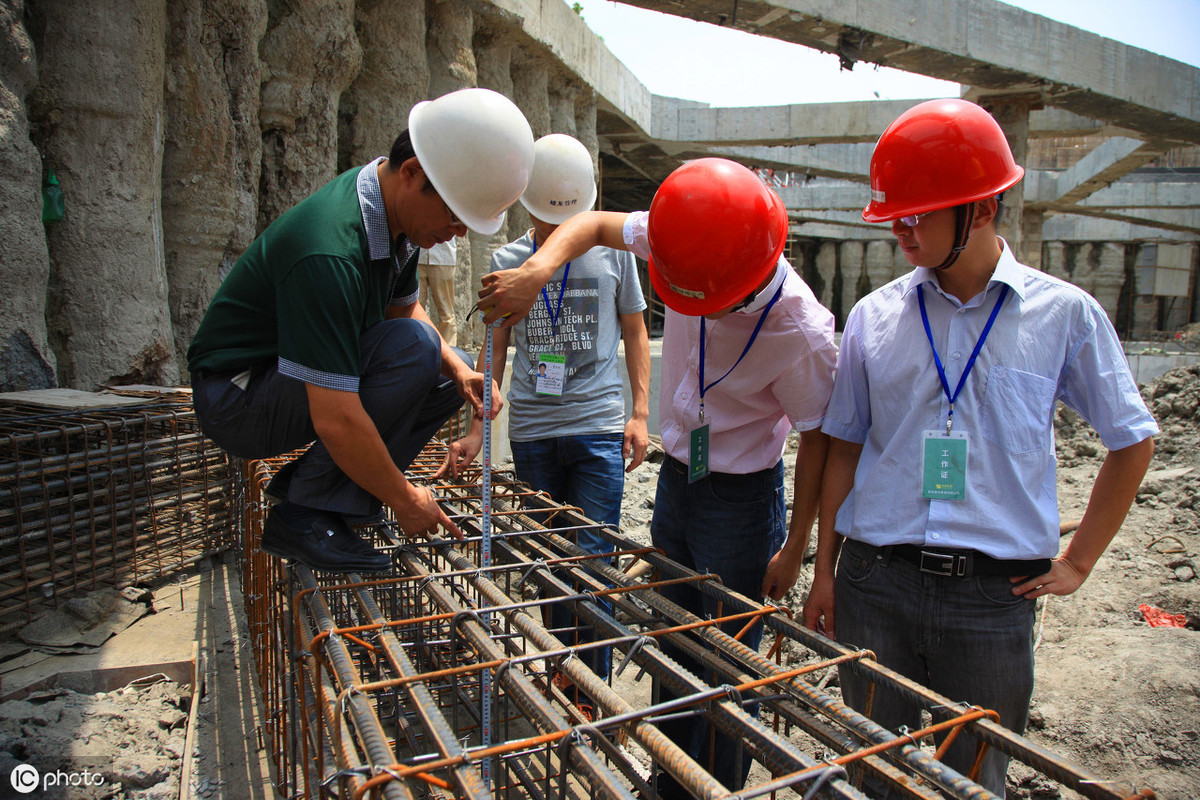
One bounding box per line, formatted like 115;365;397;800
918;282;1009;435
698;281;784;421
532;238;570;336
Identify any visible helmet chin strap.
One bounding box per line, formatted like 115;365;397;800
933;202;976;271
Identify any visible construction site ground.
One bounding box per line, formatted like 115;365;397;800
1;365;1198;799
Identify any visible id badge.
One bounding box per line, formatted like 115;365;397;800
535;353;565;396
688;424;710;483
922;430;968;500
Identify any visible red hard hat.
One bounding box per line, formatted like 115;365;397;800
862;98;1025;223
647;158;788;316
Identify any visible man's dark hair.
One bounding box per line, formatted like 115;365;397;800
389;130;416;166
388;129;436;193
994;193;1005;224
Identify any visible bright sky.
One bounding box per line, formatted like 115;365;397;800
572;0;1200;107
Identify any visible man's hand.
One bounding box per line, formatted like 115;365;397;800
802;571;837;638
1009;559;1082;600
393;483;462;540
454;371;502;420
434;429;483;480
761;548;803;602
478;264;549;326
623;417;648;473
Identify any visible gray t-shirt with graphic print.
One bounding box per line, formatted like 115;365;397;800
490;231;646;441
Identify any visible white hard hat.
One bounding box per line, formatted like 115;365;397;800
409;88;535;236
518;134;598;225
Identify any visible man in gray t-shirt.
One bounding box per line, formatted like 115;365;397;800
437;134;650;525
436;134;650;695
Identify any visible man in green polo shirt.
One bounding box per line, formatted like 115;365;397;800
187;89;534;572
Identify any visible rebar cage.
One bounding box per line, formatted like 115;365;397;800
0;396;235;635
241;441;1156;800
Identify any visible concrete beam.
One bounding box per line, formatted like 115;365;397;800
1049;137;1165;206
712;143;875;181
487;0;652;131
657;100;1113;147
1077;180;1200;210
613;0;1200;145
1043;206;1200;236
1042;213;1200;242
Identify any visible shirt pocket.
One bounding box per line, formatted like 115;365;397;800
979;365;1057;455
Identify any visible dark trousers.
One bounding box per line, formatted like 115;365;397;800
193;318;470;516
649;457;785;794
835;537;1036;796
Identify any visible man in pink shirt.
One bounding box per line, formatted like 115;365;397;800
478;158;837;796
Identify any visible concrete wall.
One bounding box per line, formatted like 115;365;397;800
5;0;603;390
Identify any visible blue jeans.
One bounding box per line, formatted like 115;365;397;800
835;537;1036;796
511;433;624;680
193;319;470;517
650;456;785;793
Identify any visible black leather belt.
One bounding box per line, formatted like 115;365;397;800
889;544;1050;579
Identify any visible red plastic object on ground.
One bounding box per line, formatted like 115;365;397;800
1138;603;1188;628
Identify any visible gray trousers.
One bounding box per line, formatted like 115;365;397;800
835;537;1036;796
193;318;470;516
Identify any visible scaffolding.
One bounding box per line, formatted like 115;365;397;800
241;443;1156;800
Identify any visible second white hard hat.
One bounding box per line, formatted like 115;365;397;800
518;134;598;225
409;88;535;236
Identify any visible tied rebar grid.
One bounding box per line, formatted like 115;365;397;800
243;442;1156;800
0;397;235;634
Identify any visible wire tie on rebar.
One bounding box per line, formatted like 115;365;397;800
614;635;656;679
801;764;848;800
516;559;547;589
319;766;373;792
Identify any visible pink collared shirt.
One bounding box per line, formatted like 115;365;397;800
624;211;838;473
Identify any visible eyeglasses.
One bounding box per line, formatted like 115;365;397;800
442;197;461;226
899;212;932;228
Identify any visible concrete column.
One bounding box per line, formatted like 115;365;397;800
340;0;425;168
258;0;361;228
425;0;476;343
29;0;179;388
1043;241;1068;282
466;23;518;352
1094;243;1126;326
549;80;579;138
864;240;896;295
162;0;266;380
977;96;1031;256
1021;208;1045;269
816;242;839;321
510;43;550;254
427;0;475;98
0;2;55;390
838;241;865;317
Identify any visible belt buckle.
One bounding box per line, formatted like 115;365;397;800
919;550;962;577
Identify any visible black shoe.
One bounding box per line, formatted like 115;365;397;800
260;507;391;573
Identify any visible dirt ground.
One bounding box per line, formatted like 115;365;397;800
614;364;1200;799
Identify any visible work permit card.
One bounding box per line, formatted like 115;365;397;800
535;353;565;396
922;430;968;500
689;423;710;483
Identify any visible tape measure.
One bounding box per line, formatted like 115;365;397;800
479;318;496;787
